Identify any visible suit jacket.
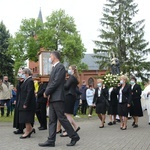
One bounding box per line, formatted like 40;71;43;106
37;82;48;103
118;84;132;104
109;88;118;106
45;62;66;102
131;83;142;100
18;77;36;111
93;87;108;104
64;75;78;96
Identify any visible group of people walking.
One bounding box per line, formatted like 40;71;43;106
13;51;80;147
87;75;143;130
2;51;150;148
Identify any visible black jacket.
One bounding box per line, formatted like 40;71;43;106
76;86;82;100
131;84;142;100
45;63;66;102
80;85;87;100
37;82;48;103
117;84;132;104
18;77;36;111
93;87;108;104
64;75;78;96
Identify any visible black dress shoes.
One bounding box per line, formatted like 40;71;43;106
38;127;47;130
75;127;80;132
13;130;24;134
66;136;80;146
133;124;138;128
38;141;55;147
60;134;68;137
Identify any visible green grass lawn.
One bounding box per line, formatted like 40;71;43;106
0;113;14;122
0;107;98;122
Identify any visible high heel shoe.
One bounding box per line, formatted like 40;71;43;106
20;133;31;139
31;128;36;134
56;129;62;134
99;125;104;128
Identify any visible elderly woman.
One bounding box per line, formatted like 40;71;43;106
93;79;108;128
18;68;36;139
117;75;132;130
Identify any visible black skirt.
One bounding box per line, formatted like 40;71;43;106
96;101;106;114
19;110;35;124
64;94;76;114
118;103;129;117
130;98;143;117
108;102;118;115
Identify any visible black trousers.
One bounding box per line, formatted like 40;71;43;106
81;100;87;115
48;101;78;143
0;99;10;116
36;102;47;128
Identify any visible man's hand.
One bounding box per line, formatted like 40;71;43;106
43;93;47;98
23;105;27;109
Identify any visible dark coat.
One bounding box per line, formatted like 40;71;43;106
76;86;82;100
109;88;118;106
37;82;48;103
18;77;36;111
130;83;143;116
64;75;78;96
93;87;108;105
13;80;25;129
117;84;132;104
45;63;66;102
93;87;108;114
80;85;87;100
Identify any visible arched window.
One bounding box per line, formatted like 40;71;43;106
88;77;94;86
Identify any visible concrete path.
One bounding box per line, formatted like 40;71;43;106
0;110;150;150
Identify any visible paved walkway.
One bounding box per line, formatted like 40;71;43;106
0;110;150;150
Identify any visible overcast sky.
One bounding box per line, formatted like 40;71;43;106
0;0;150;54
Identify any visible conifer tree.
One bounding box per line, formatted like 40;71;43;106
0;21;14;83
94;0;150;80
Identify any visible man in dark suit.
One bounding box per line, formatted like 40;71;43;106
38;51;80;147
36;82;48;130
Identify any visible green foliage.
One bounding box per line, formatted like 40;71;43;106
94;0;150;81
0;21;14;83
8;9;86;74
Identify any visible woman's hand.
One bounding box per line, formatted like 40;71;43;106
127;104;130;107
23;105;27;109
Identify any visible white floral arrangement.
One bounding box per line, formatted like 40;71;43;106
103;73;122;88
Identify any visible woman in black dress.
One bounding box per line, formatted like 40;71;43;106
18;68;36;139
130;76;143;128
107;87;118;125
93;79;108;128
61;65;80;136
117;75;132;130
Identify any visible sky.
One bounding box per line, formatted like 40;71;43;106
0;0;150;55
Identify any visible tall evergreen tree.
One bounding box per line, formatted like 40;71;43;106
0;21;14;83
94;0;150;80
